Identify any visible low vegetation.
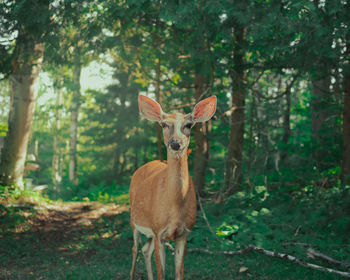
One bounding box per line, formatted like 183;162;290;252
1;184;349;279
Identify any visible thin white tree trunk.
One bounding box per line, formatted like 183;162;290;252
69;58;81;185
52;87;63;187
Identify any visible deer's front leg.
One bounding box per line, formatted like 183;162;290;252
130;229;140;280
142;238;155;280
154;236;166;279
175;235;187;280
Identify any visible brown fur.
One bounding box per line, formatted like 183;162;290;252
130;156;196;280
130;159;196;239
129;94;216;280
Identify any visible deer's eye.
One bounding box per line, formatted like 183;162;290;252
161;122;169;128
183;123;193;130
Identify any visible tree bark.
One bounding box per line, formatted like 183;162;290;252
311;77;331;169
194;72;210;196
247;89;257;182
155;58;163;161
342;72;350;185
224;24;247;196
281;77;297;162
52;86;63;187
112;148;120;177
282;88;291;158
0;36;44;187
69;55;81;185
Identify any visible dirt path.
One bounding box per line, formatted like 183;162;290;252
34;202;127;240
0;201;132;279
33;202;128;234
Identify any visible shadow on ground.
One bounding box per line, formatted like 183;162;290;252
0;202;134;279
0;200;346;279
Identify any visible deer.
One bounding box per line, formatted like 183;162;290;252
129;94;217;280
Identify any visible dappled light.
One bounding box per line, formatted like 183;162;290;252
1;0;350;279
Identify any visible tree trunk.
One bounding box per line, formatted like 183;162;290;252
281;82;292;162
194;72;210;196
155;58;163;161
0;37;44;187
311;77;331;170
52;87;63;187
112;148;120;178
342;72;350;185
69;56;81;185
224;25;247;196
247;89;256;181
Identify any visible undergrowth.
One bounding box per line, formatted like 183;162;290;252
189;184;350;278
0;184;349;279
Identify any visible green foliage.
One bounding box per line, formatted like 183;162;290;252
1;185;349;279
0;185;50;204
195;185;350;263
0;203;35;234
2;0;342;198
0;185;50;234
70;182;130;204
0;80;10;123
0;123;7;137
0;0;349;278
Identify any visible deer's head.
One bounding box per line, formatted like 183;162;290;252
138;95;217;157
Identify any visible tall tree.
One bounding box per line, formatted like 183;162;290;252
155;58;163;161
224;22;247;195
47;0;103;185
281;74;299;162
193;68;210;195
51;77;64;187
311;76;331;168
342;67;350;185
0;0;50;187
69;51;81;185
341;2;350;185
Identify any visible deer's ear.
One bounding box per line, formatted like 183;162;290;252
138;95;163;122
192;96;217;122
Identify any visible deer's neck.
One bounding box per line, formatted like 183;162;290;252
166;152;190;202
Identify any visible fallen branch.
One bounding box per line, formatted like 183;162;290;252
283;242;317;248
188;247;251;255
188;245;350;278
283;242;350;269
307;248;350;269
294;225;301;236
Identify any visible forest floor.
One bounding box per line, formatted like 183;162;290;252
0;200;133;279
0;188;349;280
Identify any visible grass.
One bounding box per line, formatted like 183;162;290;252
0;184;349;279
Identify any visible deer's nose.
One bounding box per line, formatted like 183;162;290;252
169;139;180;151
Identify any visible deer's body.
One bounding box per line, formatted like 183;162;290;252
130;159;196;241
130;95;216;280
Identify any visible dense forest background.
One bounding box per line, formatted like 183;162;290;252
1;0;350;279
